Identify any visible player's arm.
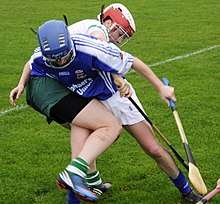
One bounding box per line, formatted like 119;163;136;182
88;24;109;41
90;30;106;41
132;57;176;104
9;61;31;106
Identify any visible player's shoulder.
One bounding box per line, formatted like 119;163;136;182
68;19;101;30
30;47;44;64
72;34;122;60
84;19;102;27
85;19;107;33
68;19;108;41
32;47;42;59
82;19;101;24
72;33;115;48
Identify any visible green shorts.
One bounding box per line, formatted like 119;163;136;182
26;77;71;119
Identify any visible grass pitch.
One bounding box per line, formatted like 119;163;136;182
0;0;220;203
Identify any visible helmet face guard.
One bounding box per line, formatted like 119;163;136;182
101;7;135;46
108;23;130;47
98;3;136;46
37;20;75;69
44;46;75;69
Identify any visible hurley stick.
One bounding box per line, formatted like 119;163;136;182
162;77;207;195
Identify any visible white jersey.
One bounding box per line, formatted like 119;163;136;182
68;19;109;41
68;19;145;125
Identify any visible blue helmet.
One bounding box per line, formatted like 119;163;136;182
37;20;75;68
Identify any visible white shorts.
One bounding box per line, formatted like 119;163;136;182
101;84;146;125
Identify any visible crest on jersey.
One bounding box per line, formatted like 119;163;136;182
75;69;86;79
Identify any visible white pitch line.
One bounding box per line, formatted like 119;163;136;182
1;44;220;117
149;45;220;67
0;104;28;117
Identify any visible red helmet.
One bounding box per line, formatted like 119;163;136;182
102;7;135;37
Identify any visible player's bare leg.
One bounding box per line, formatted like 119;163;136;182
57;100;121;201
70;125;91;159
126;121;179;176
70;125;112;195
125;120;202;203
73;100;122;163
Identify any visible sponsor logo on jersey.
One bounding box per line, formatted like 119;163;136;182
75;69;86;79
68;78;93;95
59;71;70;76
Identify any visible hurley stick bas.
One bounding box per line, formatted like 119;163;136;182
162;77;207;195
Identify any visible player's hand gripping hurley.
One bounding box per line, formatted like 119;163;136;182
162;77;207;195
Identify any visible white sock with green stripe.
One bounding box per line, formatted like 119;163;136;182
86;171;102;186
66;157;89;178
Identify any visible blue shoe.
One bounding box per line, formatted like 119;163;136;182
66;190;80;204
57;170;97;202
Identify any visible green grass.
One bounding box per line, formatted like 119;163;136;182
0;0;220;203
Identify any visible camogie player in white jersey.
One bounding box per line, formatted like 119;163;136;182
68;19;109;42
68;3;135;46
65;3;202;203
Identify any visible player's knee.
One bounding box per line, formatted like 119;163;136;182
111;119;122;137
106;116;122;135
102;121;122;142
108;123;122;140
147;145;164;159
